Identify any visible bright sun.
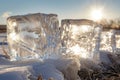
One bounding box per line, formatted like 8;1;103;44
91;9;103;21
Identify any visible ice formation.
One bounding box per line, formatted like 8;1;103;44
99;29;120;54
5;13;120;80
100;30;115;52
115;30;120;53
61;19;102;59
7;13;120;61
7;13;60;60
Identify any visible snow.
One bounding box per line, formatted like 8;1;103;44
0;54;81;80
0;52;112;80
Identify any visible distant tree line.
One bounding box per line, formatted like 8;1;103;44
0;25;6;33
99;18;120;30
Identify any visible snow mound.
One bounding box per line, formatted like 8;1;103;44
0;55;81;80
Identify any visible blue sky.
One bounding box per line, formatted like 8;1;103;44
0;0;120;24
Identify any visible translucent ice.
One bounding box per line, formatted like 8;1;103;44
100;29;118;53
7;13;60;60
60;19;102;59
115;31;120;53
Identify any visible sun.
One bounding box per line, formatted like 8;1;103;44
91;9;103;21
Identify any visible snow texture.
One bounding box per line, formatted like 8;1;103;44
0;55;80;80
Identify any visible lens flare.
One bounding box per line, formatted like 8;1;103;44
91;9;103;21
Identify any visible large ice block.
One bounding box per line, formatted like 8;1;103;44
115;30;120;51
110;30;120;53
100;29;117;53
61;19;102;58
115;34;120;53
7;13;60;60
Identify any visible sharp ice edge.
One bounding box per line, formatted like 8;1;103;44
7;13;60;61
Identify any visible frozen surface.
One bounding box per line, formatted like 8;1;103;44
61;19;102;59
100;30;120;54
114;30;120;53
100;30;114;52
7;13;60;60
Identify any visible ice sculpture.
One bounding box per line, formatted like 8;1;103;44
61;19;102;58
7;13;60;60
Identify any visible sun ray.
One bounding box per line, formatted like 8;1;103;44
91;8;103;21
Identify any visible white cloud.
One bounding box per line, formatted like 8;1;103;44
2;11;12;18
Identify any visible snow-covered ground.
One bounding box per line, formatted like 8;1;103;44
0;53;81;80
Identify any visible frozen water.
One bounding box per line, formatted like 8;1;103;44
100;29;120;54
100;30;115;52
7;13;120;62
61;19;102;59
7;13;60;60
115;34;120;53
3;13;120;80
111;30;120;54
7;14;103;61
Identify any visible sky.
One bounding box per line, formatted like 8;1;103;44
0;0;120;24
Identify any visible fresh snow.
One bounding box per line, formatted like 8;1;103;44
0;54;81;80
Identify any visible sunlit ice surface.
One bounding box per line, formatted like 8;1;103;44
68;44;88;58
100;30;116;52
91;8;103;21
116;35;120;49
71;25;93;39
100;30;120;53
9;32;19;41
100;32;113;52
7;14;103;61
7;13;60;61
115;34;120;53
61;20;102;59
72;25;91;33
